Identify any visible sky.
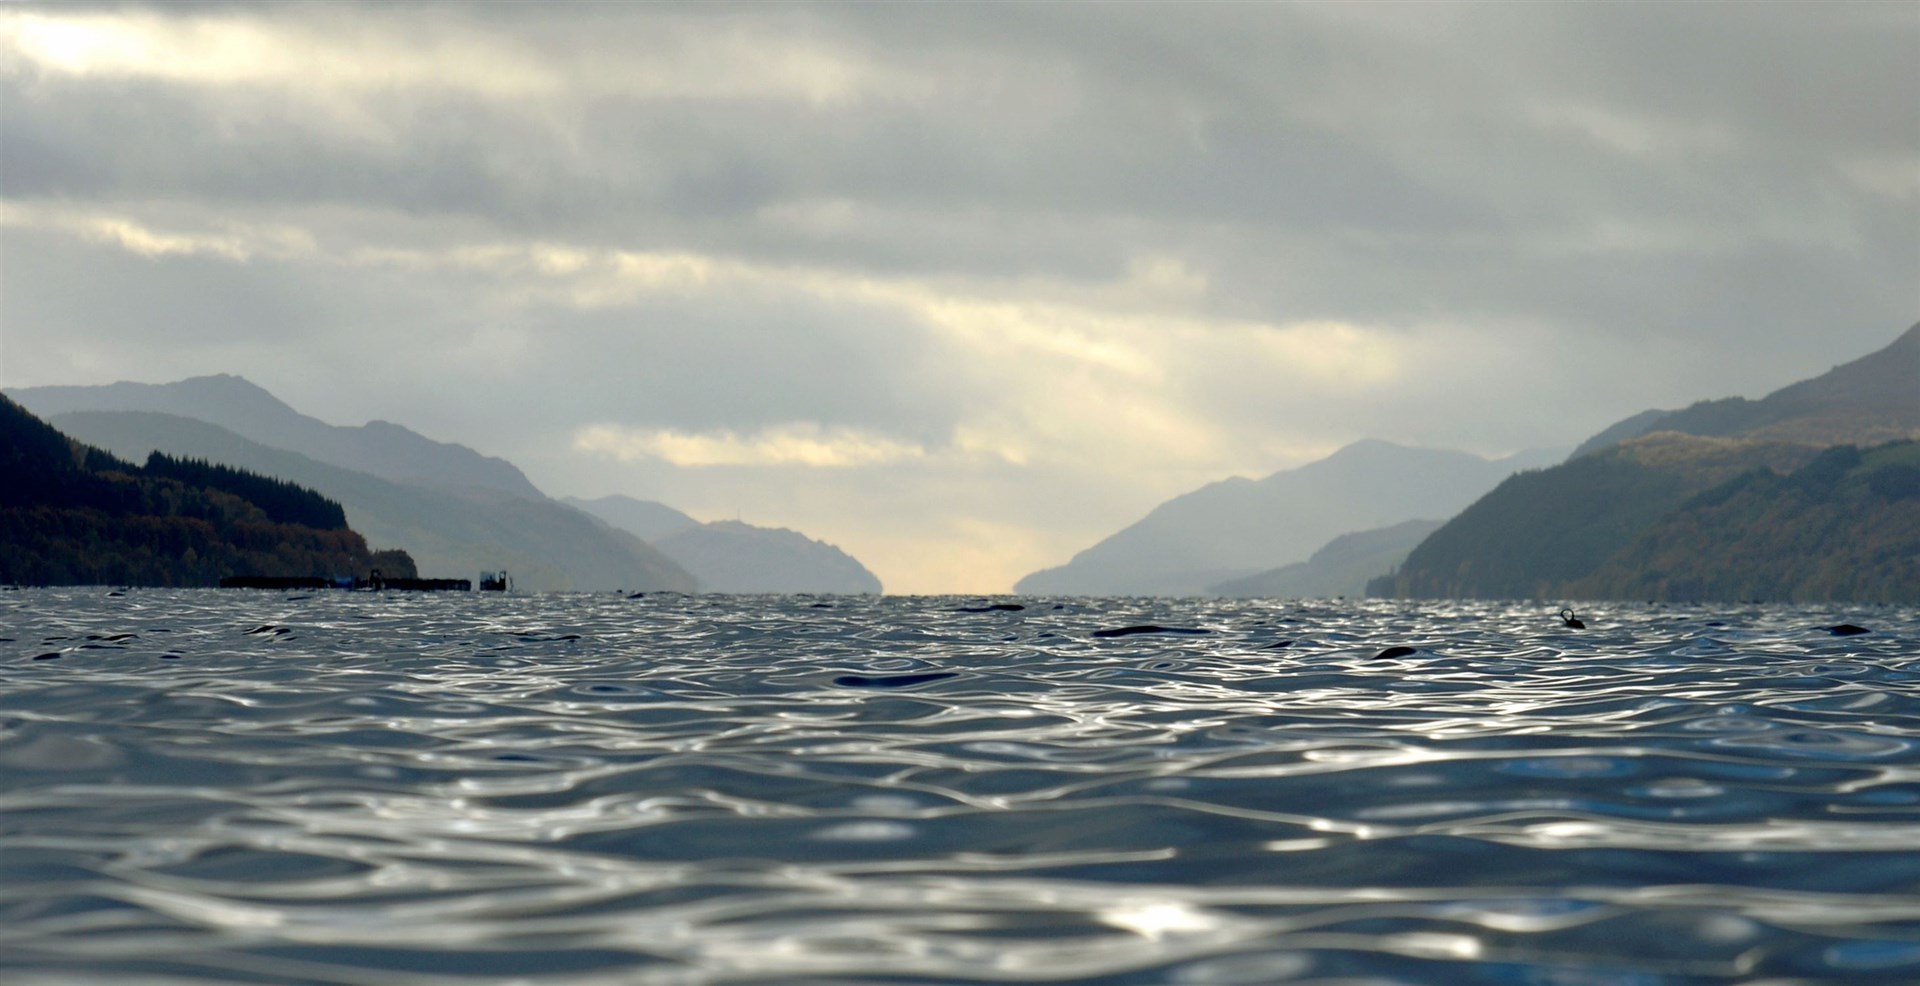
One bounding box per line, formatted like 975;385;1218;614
2;1;1916;594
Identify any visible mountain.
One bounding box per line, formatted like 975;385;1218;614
1568;409;1673;460
1567;441;1919;603
8;375;544;499
1570;321;1920;458
566;496;882;594
1014;440;1566;596
49;411;696;593
1371;433;1823;600
1;395;409;587
655;521;881;594
1376;323;1920;602
1208;518;1443;599
563;495;700;542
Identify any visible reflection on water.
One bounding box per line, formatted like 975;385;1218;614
2;588;1918;984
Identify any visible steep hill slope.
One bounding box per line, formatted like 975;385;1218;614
1571;321;1920;458
10;375;544;499
1378;322;1920;602
1370;434;1821;600
1016;441;1565;596
2;396;407;587
50;411;695;593
1568;441;1919;603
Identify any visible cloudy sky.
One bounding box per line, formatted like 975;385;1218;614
2;2;1915;593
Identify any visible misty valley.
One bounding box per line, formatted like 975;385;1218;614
5;323;1915;604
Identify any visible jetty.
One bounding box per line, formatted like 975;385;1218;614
220;570;486;591
220;576;333;590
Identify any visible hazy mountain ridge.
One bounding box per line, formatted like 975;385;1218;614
1208;519;1443;599
2;396;410;587
1571;321;1920;459
563;496;700;543
1376;323;1920;602
568;495;882;594
658;521;881;595
10;376;886;593
1016;440;1566;597
9;376;546;500
50;411;695;593
1568;409;1677;460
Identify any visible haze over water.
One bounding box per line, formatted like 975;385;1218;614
4;588;1918;984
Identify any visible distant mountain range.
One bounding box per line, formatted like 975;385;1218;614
1015;440;1565;597
9;375;883;594
1375;322;1920;603
1569;322;1920;458
563;495;701;543
18;322;1907;601
1;395;407;587
12;375;544;499
566;495;882;594
1208;518;1443;599
48;411;695;593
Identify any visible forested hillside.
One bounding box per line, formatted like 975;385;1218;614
1371;437;1917;602
1570;441;1920;603
1369;435;1818;599
1373;324;1919;603
0;395;410;587
53;410;697;593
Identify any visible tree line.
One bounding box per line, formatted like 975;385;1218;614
1;394;413;587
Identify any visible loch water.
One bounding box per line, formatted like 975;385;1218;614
2;588;1918;985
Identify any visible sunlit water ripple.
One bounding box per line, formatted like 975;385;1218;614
3;588;1918;984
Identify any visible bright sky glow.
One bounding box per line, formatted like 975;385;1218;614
574;423;927;469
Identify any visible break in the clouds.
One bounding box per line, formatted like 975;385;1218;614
2;2;1915;593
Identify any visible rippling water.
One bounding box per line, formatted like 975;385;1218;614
3;588;1918;984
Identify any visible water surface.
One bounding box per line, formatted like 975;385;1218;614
3;589;1918;984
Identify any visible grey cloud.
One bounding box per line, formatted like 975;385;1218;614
0;223;961;453
0;227;346;349
497;300;957;440
0;9;1509;231
1515;2;1919;156
6;0;1911;382
8;2;1909;320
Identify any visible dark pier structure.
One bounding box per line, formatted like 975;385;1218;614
369;576;472;591
220;576;332;590
220;570;473;591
